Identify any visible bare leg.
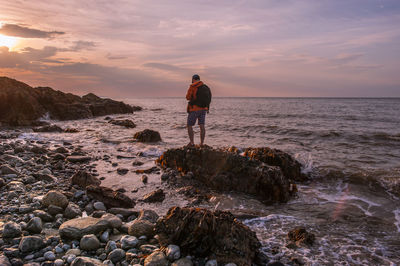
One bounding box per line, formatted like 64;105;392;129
187;125;194;146
200;124;206;146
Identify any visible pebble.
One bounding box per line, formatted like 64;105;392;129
44;251;56;261
166;244;181;261
80;234;101;251
93;201;107;211
26;217;43;234
106;241;118;254
121;235;139;250
2;222;22;238
107;248;126;264
54;259;64;266
100;230;110;242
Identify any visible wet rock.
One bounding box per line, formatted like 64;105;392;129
32;124;63;133
108;119;136;128
0;164;19;175
171;258;193;266
26;217;43;234
64;202;83;219
100;230;110;243
157;146;296;204
166;244;180;261
128;219;155;238
18;236;45;253
71;170;101;188
156;207;261;266
42;190;69;209
0;255;11;266
243;147;308;182
105;240;118;254
117;168;129;175
71;256;104;266
137;210;159;223
66;156;91;163
132;161;144;166
93;201;106;211
2;222;22;238
80;234;100;251
144;251;168;266
59;217;110;239
121;235;139;250
142;189;165;203
107;248;126;264
135;166;159;174
141;175;148;184
65;128;79;133
134;129;162;143
86;185;135;208
287;227;315;246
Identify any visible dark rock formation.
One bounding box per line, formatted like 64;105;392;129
108;119;136;128
157;146;296;204
287;227;315;246
71;170;101;188
134;129;162;143
142;189;165;203
86;185;135;208
156;207;261;266
32;124;63;132
0;77;135;126
243;147;308;182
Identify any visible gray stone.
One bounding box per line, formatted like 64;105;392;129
171;258;194;266
93;201;106;211
66;249;81;256
71;256;103;266
66;254;77;264
54;259;64;266
144;251;168;266
42;190;68;209
26;217;43;234
105;241;118;254
101;213;122;228
44;251;56;261
100;230;110;242
18;236;45;253
2;222;22;238
166;244;181;261
59;217;110;239
48;205;64;215
64;202;83;219
121;235;139;250
205;260;218;266
128;219;155;238
80;234;100;251
107;248;126;264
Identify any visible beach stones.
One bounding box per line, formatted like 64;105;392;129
128;219;155;238
0;255;11;266
287;227;315;246
80;234;100;251
59;217;110;239
66;155;91;163
166;244;181;261
121;235;139;250
86;185;135;208
18;236;45;253
134;129;162;143
171;258;193;266
107;248;126;264
2;222;22;238
144;251;168;266
117;168;129;175
70;170;101;188
26;217;43;234
71;256;104;266
42;190;69;208
0;164;19;175
64;202;83;219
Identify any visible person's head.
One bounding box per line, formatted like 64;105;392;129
192;74;200;83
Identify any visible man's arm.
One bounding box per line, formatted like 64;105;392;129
186;86;193;101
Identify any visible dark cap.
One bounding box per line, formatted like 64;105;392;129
192;74;200;80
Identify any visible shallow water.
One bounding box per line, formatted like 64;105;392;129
11;97;400;264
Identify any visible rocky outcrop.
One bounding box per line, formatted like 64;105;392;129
156;207;261;266
243;147;308;182
86;185;135;208
0;77;136;126
134;129;162;143
108;119;136;128
157;146;296;204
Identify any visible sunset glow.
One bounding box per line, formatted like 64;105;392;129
0;34;17;49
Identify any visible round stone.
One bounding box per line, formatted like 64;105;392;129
26;217;43;234
2;222;22;238
166;244;181;261
42;191;68;209
44;251;56;261
80;234;100;251
93;201;106;211
107;248;126;264
120;235;139;250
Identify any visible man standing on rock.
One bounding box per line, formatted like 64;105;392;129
186;74;212;147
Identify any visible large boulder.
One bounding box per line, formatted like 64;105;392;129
71;170;101;188
134;129;162;143
0;77;135;126
157;146;296;204
156;207;261;266
243;147;308;182
59;217;110;239
86;185;135;208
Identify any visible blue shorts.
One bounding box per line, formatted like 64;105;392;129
187;110;207;126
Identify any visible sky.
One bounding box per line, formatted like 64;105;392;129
0;0;399;97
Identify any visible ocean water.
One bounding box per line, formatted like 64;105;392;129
14;97;400;265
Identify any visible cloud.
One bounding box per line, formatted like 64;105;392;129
68;41;96;51
0;23;64;38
